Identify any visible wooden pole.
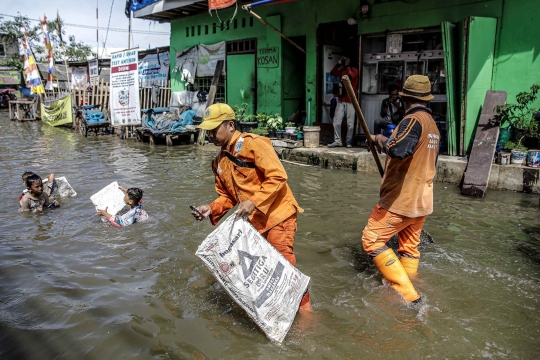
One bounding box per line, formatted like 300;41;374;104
342;75;385;177
242;5;305;54
197;59;224;146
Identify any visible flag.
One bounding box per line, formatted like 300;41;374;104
40;15;54;91
20;28;44;94
125;0;131;18
56;11;63;44
208;0;236;10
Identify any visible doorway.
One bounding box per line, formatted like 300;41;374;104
282;36;306;126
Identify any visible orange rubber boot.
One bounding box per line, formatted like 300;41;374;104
373;249;420;303
400;257;419;275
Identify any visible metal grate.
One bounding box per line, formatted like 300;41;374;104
186;76;226;103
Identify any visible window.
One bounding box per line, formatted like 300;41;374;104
0;43;6;57
186;76;226;103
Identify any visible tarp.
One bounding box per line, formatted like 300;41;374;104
110;49;141;126
41;94;73;127
197;41;226;77
130;0;160;11
196;213;310;343
174;47;198;85
208;0;236;10
138;51;170;86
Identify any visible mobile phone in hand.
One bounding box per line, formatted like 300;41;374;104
190;205;205;219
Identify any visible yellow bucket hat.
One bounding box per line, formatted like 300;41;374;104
196;103;235;130
399;75;434;101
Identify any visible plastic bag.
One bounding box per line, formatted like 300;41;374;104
196;213;310;343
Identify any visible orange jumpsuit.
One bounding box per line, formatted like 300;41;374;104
208;131;309;305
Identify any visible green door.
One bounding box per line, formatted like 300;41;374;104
226;54;256;118
461;17;497;155
442;21;459;156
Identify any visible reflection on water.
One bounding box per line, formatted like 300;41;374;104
1;115;539;359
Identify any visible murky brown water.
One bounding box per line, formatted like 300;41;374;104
1;112;540;359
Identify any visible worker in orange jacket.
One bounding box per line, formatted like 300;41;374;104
192;103;312;312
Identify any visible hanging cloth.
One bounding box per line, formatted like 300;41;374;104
208;0;236;10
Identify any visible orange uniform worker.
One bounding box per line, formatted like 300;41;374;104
192;103;312;312
363;75;440;304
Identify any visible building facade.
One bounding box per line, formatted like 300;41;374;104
136;0;540;156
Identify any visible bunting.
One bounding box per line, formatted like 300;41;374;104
40;15;54;91
20;29;44;94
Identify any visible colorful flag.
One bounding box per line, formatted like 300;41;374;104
125;0;131;18
208;0;236;10
20;28;45;94
40;15;54;91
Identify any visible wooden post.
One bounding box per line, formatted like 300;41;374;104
197;59;224;146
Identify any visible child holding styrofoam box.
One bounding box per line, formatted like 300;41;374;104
92;182;149;227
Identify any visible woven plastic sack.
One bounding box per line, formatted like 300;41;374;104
196;213;310;343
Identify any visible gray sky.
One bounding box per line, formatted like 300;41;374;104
2;0;171;55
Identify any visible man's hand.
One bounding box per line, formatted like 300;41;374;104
338;56;344;65
370;134;388;154
119;186;127;193
192;205;212;221
236;200;256;218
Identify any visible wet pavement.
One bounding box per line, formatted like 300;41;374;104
1;112;539;359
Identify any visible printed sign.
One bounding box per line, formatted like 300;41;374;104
196;213;310;343
257;47;279;68
110;49;141;127
138;51;170;86
41;94;73;127
0;70;21;85
197;41;226;77
71;66;89;90
89;60;99;81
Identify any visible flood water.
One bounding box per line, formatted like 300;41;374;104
1;112;539;359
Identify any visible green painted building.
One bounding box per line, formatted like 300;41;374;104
135;0;540;156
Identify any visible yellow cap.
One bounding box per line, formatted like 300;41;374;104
196;103;235;130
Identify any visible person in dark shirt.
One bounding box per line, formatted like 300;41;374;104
374;84;405;135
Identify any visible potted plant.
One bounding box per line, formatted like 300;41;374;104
266;113;283;138
496;84;540;165
503;141;528;165
296;126;303;140
285;121;296;134
232;103;258;132
251;127;269;137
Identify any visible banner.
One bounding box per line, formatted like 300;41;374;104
40;15;55;91
71;66;88;90
197;41;226;77
138;51;169;86
41;94;73;127
0;70;21;85
110;49;141;127
21;29;44;94
174;47;198;85
89;60;99;81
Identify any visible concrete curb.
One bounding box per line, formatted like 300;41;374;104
279;147;540;194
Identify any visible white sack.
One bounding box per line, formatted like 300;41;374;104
196;213;310;343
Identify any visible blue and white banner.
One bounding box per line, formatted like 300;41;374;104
138;51;169;86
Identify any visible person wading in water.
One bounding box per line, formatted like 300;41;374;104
192;103;312;312
361;75;440;304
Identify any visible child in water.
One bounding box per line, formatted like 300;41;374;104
96;186;149;227
20;174;60;211
19;171;55;201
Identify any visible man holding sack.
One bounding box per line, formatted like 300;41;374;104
192;103;312;312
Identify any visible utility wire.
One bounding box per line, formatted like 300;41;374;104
0;13;169;35
101;0;115;58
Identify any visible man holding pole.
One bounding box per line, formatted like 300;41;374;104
361;75;440;304
192;103;312;312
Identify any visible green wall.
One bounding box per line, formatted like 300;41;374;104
168;0;540;153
